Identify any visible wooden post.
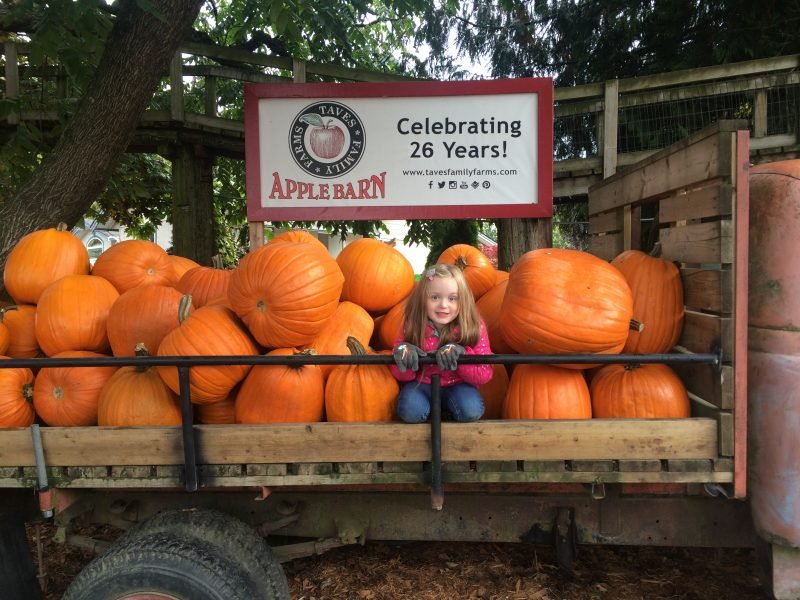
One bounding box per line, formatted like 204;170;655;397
170;51;184;122
603;79;619;178
171;144;215;264
293;58;307;84
205;75;217;117
4;42;19;125
754;88;767;139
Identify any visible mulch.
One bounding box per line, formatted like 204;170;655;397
26;522;768;599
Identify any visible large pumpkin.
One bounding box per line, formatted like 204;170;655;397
0;305;39;358
479;363;510;420
196;397;236;424
0;358;35;428
307;301;374;379
590;363;690;418
107;285;186;356
325;337;399;422
228;241;344;348
235;348;325;423
177;265;232;309
169;255;201;281
500;248;633;356
336;238;414;314
98;345;181;426
157;299;259;404
3;223;90;305
475;279;514;354
376;297;408;350
437;244;497;300
611;248;684;354
91;239;177;293
33;351;118;426
35;275;119;356
270;229;327;250
503;363;592;420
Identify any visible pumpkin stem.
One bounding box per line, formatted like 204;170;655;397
22;383;34;403
56;222;69;232
0;305;18;323
345;336;367;356
178;295;193;324
649;242;663;258
289;348;316;370
211;254;224;269
623;363;641;372
134;342;151;372
629;319;645;332
454;256;468;271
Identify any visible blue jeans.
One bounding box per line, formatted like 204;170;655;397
396;382;484;423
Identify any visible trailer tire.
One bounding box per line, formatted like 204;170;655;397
62;530;260;600
124;507;289;599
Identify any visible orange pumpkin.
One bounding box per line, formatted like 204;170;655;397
196;397;236;424
475;279;514;354
176;265;232;309
92;239;177;293
0;320;9;356
169;255;201;281
376;297;408;350
35;275;119;356
503;364;592;420
336;238;415;314
98;345;181;426
235;348;324;423
437;244;496;300
479;363;510;420
0;305;40;358
107;285;186;356
500;248;633;356
590;363;690;418
3;223;90;305
33;351;118;426
611;248;685;354
270;229;327;250
228;241;344;348
157;299;258;404
325;337;399;422
0;358;35;428
307;301;374;379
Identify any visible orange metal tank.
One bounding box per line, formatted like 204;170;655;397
748;159;800;547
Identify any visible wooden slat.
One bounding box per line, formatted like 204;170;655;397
672;363;733;410
679;310;732;358
682;267;732;314
0;420;720;468
589;232;623;261
588;209;623;235
660;220;732;265
660;184;733;224
588;123;740;215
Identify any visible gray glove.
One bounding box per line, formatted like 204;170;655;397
435;343;465;371
392;343;427;372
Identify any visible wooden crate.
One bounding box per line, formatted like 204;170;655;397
587;120;749;498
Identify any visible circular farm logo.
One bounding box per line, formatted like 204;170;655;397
289;101;365;179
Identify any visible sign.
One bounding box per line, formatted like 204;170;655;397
244;78;553;221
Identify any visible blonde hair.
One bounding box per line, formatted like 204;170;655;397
403;263;481;348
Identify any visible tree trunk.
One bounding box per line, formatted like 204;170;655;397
0;0;203;292
497;218;553;271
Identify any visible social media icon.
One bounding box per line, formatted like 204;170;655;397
438;181;446;189
471;181;480;189
482;181;491;189
460;181;468;189
448;181;457;189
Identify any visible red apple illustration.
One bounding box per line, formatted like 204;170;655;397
300;114;345;159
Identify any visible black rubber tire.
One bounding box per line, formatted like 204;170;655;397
123;508;289;599
62;530;260;600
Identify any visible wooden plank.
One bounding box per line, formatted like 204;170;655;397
682;267;732;314
667;459;712;473
660;184;733;224
618;460;662;472
589;232;623;261
660;220;732;265
0;420;721;467
588;209;623;235
672;363;733;410
589;126;734;215
679;311;732;358
571;460;615;472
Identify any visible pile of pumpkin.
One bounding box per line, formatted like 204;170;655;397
0;224;688;429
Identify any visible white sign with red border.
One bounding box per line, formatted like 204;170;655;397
245;78;553;221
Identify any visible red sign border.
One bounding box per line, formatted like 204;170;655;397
244;78;553;221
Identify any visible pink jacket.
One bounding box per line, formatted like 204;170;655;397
389;321;493;387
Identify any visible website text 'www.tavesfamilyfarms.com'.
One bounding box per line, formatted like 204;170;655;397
401;167;518;191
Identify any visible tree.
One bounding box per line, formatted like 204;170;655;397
0;0;204;293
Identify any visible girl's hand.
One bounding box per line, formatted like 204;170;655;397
435;344;465;371
392;343;427;372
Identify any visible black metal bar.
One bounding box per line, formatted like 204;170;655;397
178;366;198;493
430;374;443;511
0;352;721;370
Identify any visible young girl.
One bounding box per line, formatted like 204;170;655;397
390;263;493;423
